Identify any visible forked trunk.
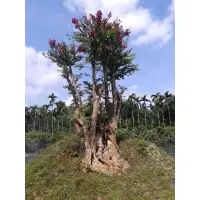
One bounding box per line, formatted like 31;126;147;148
81;74;129;175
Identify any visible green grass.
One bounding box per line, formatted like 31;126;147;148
25;135;175;200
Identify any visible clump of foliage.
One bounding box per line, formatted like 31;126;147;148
117;126;175;147
26;136;174;200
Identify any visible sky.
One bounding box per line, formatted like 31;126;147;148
25;0;175;106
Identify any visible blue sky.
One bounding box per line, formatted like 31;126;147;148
25;0;174;106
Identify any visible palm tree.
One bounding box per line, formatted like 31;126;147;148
128;93;136;129
158;94;165;126
148;103;154;126
37;107;43;132
25;106;31;132
131;95;141;126
55;101;66;133
139;95;150;126
42;104;50;132
30;105;39;131
151;93;161;126
164;91;173;126
48;93;58;134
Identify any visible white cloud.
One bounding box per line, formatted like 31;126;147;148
63;0;174;47
25;46;64;101
133;6;174;47
123;84;139;99
64;96;73;106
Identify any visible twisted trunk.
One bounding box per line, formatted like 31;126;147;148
81;69;129;175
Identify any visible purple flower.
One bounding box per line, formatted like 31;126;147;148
48;39;56;47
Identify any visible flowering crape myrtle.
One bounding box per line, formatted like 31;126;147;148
44;11;138;175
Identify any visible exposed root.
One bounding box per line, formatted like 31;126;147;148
82;134;130;175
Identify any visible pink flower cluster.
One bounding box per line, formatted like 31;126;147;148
72;18;80;29
57;47;62;54
57;43;62;54
49;39;56;47
96;10;102;21
72;18;78;24
90;14;96;21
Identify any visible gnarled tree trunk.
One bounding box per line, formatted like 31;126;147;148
80;70;129;175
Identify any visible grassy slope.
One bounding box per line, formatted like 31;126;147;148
26;135;175;200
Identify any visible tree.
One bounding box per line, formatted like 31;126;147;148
48;93;58;134
139;95;150;126
25;106;32;132
148;103;155;126
128;93;137;129
158;94;165;126
151;93;161;126
55;101;66;133
164;91;172;126
44;11;138;174
42;104;50;132
30;105;38;131
129;95;141;126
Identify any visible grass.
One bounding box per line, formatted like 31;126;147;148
25;135;175;200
